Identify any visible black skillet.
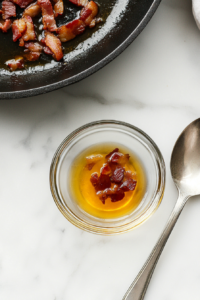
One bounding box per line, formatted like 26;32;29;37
0;0;161;99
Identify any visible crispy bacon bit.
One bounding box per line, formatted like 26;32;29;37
5;57;24;71
90;172;111;191
80;1;98;27
90;172;99;186
97;186;124;204
24;50;40;60
69;0;88;6
85;154;103;170
0;18;12;32
12;18;26;41
119;178;137;192
24;41;43;52
96;174;111;191
125;170;137;181
89;148;137;204
100;163;111;175
53;0;64;18
38;0;57;32
21;16;36;42
110;192;125;202
24;42;43;61
23;2;41;17
110;167;125;183
109;152;130;165
2;1;16;20
57;19;85;42
43;46;53;55
44;31;63;61
10;0;35;9
105;148;119;159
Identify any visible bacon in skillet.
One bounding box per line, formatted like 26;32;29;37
53;0;64;18
2;1;16;19
43;46;53;55
57;19;85;42
12;18;26;41
22;15;36;41
38;0;57;32
10;0;34;9
80;1;98;27
23;2;41;17
24;41;43;52
23;42;43;61
44;31;63;60
5;57;24;70
1;18;12;31
69;0;88;6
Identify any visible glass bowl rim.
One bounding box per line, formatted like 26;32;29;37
50;120;166;235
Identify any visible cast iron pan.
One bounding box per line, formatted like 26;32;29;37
0;0;161;99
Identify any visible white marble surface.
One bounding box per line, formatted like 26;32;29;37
1;0;200;299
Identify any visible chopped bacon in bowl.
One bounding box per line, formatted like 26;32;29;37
88;148;137;204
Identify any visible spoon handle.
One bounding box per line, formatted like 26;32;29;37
122;192;189;300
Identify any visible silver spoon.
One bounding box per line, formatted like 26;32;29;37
123;118;200;300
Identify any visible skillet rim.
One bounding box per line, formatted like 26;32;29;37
0;0;161;100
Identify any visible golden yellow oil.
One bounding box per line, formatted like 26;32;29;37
69;143;146;219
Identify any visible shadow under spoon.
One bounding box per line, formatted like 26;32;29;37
123;118;200;300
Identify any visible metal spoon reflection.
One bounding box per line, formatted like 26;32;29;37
123;118;200;300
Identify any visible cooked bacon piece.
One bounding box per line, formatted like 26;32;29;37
12;18;26;41
6;57;24;71
91;173;111;192
57;19;85;42
24;42;43;61
119;178;137;192
24;50;40;61
43;46;53;55
110;167;125;183
108;152;130;165
38;0;57;32
110;191;125;202
85;154;103;170
90;172;99;186
0;18;12;32
44;31;63;60
53;0;64;18
105;148;119;160
10;0;35;9
124;170;137;181
69;0;88;6
22;15;36;41
100;163;111;175
24;41;43;52
23;2;41;17
2;1;16;20
80;1;98;27
97;185;124;204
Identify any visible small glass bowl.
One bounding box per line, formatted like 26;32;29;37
50;120;165;235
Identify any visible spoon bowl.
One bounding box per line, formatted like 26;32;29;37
171;118;200;196
123;118;200;300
